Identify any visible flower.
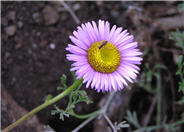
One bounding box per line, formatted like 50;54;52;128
66;20;143;92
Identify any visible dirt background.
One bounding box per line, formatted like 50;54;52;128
1;1;184;132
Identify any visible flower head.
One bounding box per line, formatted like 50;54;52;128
66;20;143;92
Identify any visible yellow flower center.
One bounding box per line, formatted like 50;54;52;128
87;41;121;73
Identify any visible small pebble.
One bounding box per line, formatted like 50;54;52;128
8;11;16;21
17;21;23;28
111;10;119;18
2;18;8;26
32;12;43;24
49;43;55;49
25;32;29;36
5;25;17;36
36;32;41;36
5;52;10;59
43;6;59;26
11;77;16;84
15;43;22;49
32;43;37;49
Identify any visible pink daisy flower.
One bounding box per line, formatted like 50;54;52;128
66;20;143;92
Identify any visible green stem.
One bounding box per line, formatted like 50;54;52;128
2;78;83;132
69;109;101;119
134;119;184;132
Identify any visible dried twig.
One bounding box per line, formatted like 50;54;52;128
71;115;97;132
153;13;184;31
104;113;117;132
102;91;115;114
71;91;116;132
59;1;81;24
142;96;157;126
158;46;184;55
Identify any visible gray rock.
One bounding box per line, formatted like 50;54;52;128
32;12;43;24
17;21;24;28
43;6;59;26
8;11;16;21
2;18;8;26
49;43;55;50
5;25;17;36
111;10;119;18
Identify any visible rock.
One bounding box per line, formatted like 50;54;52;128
43;6;59;26
1;85;45;132
17;21;24;28
5;25;17;36
36;32;41;36
2;18;8;26
15;43;22;49
8;11;16;21
110;10;119;18
49;43;55;50
32;12;43;24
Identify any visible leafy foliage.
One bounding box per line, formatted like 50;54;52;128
57;74;68;90
65;84;92;112
114;121;129;130
169;29;184;93
137;63;166;94
126;111;184;132
176;55;184;93
169;30;184;50
51;105;69;120
125;110;141;129
51;73;92;120
134;118;184;132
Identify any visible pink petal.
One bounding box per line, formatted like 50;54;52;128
66;44;87;55
69;36;88;50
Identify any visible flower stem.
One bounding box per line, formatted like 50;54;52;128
69;109;101;119
2;78;83;132
71;114;98;132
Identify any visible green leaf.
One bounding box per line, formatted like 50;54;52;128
61;74;66;84
76;82;82;91
125;110;141;129
57;86;65;90
60;74;67;88
52;71;93;121
71;71;77;81
51;105;69;121
169;30;184;51
153;64;167;71
142;63;154;94
78;90;87;96
72;91;78;102
142;48;150;57
176;55;183;75
176;55;184;93
179;81;184;93
114;121;129;130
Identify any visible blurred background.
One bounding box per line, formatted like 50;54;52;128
1;1;184;132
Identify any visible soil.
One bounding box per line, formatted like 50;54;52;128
1;1;184;132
